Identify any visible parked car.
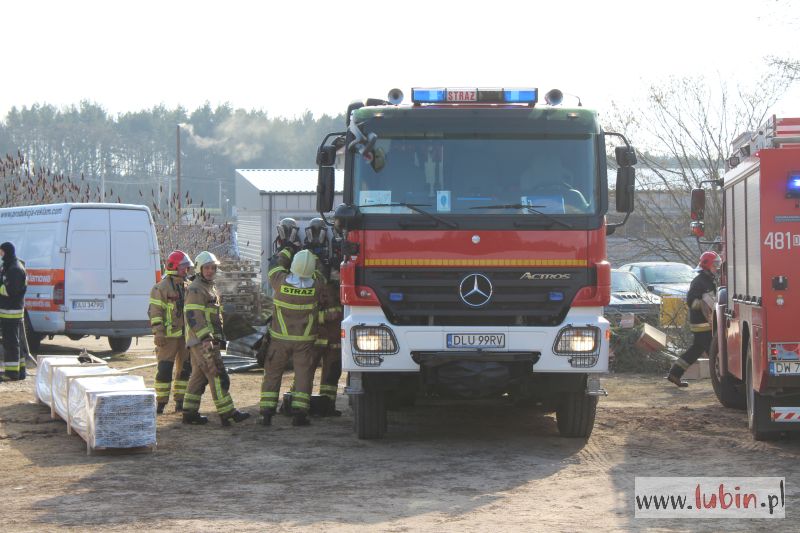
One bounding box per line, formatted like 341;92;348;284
605;269;662;326
617;261;695;298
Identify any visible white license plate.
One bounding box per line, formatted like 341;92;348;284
72;299;105;310
447;333;505;349
770;361;800;375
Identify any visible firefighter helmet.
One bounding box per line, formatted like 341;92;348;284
698;251;721;272
277;217;300;245
290;249;316;279
194;251;220;274
166;250;193;272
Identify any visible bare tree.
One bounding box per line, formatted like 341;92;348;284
607;65;797;264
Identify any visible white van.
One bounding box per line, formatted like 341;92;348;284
0;203;161;353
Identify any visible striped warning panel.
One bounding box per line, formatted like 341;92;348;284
771;407;800;423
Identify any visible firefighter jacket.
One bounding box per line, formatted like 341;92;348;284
0;256;27;319
267;251;327;343
184;275;223;347
686;270;716;333
148;274;187;339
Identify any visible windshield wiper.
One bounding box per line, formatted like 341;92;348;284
470;204;573;229
357;203;459;229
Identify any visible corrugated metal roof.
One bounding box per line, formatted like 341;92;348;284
235;169;343;194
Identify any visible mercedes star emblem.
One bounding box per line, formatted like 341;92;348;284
459;273;493;308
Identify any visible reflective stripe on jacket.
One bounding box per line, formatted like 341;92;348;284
267;251;326;342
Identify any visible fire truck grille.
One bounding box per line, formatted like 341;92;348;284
361;268;592;327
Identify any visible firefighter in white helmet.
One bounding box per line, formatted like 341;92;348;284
148;250;193;413
259;248;328;427
182;251;250;426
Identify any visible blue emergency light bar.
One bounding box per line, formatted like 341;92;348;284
787;173;800;198
411;87;538;105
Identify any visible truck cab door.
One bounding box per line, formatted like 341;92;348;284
64;209;112;323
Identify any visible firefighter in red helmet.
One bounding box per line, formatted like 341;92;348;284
148;250;193;413
667;251;721;387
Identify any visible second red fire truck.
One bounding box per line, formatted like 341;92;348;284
692;116;800;440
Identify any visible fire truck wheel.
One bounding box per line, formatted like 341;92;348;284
108;336;133;353
746;349;780;441
709;333;746;410
556;391;597;438
353;380;386;440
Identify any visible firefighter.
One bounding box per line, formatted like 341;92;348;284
0;242;27;382
667;251;720;387
148;250;194;413
259;249;327;427
182;251;250;426
274;217;302;255
308;221;344;415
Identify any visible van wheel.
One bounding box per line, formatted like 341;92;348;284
108;336;132;353
24;312;43;354
709;332;746;410
556;391;598;438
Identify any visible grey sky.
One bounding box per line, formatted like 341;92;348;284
2;0;798;118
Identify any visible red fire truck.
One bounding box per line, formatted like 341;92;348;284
692;116;800;440
316;87;636;439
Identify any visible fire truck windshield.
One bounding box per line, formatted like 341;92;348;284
354;135;597;217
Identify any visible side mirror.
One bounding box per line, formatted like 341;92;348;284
615;146;637;167
691;221;705;238
690;188;705;221
615;167;635;213
316;166;335;214
316;145;337;166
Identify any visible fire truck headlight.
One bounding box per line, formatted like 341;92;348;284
553;326;600;355
352;325;398;355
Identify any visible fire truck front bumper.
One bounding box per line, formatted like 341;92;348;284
341;305;609;373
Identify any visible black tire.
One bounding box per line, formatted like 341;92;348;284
709;333;746;410
108;336;132;353
746;347;780;441
24;312;43;354
556;392;598;438
353;382;386;440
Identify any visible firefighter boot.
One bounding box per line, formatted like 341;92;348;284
182;411;209;425
156;402;167;414
260;409;275;427
174;400;184;413
292;411;311;427
18;366;26;381
666;365;689;388
221;409;251;427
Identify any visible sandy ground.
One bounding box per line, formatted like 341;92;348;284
1;336;799;532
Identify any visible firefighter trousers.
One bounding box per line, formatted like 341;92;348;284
671;331;713;377
183;343;236;419
154;338;191;405
1;317;25;380
314;343;342;401
260;339;315;415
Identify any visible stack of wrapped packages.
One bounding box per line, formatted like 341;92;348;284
34;355;156;453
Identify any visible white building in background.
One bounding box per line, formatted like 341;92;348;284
234;169;343;288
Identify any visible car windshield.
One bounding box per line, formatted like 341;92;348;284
354;136;597;216
641;264;695;284
612;271;648;295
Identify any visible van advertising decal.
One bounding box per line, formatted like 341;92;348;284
26;269;65;285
